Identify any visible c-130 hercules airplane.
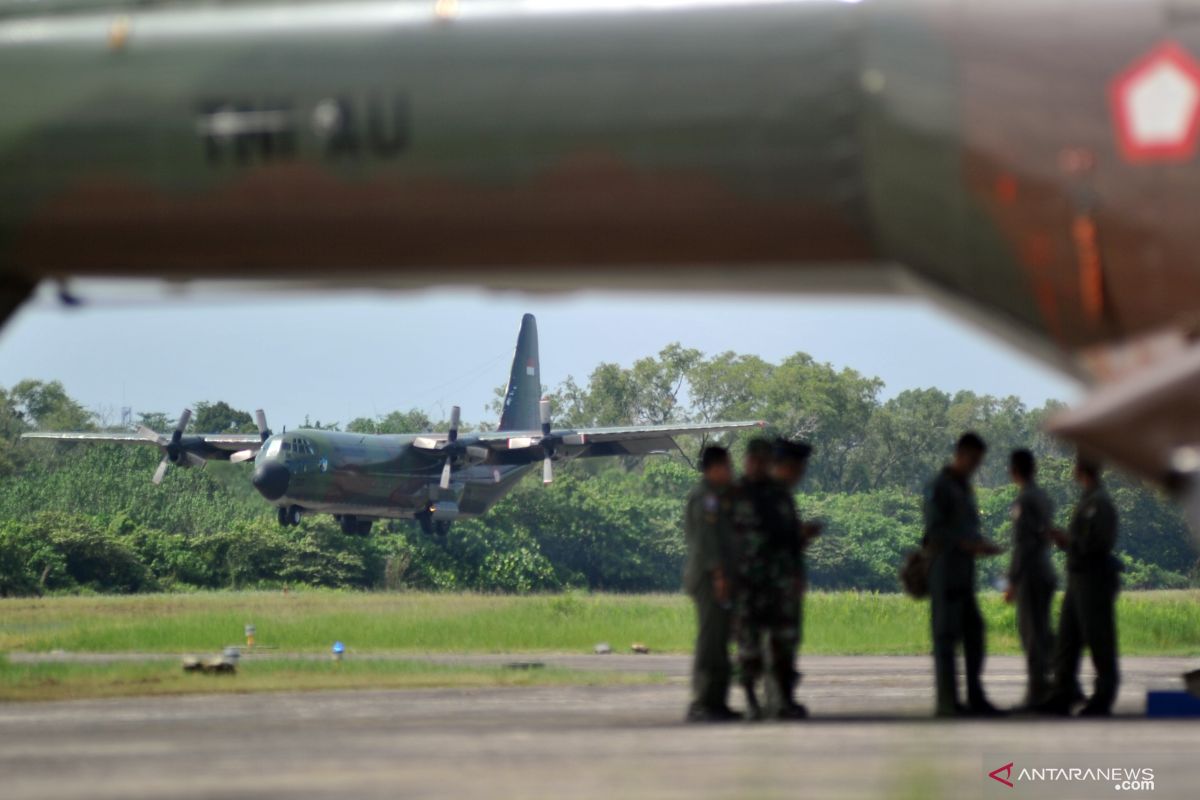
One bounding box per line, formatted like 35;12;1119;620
22;315;760;536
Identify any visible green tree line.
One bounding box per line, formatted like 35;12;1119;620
0;348;1196;596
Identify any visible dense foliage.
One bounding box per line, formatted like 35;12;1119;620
0;349;1196;596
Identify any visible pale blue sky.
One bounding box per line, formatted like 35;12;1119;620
0;285;1080;430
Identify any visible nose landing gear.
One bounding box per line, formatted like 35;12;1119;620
414;509;451;537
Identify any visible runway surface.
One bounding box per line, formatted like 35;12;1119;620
2;654;1198;799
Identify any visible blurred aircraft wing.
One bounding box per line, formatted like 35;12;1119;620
1047;344;1200;482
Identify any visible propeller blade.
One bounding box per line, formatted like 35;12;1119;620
448;405;461;444
255;409;271;442
229;449;256;464
440;456;452;490
175;408;192;434
152;457;170;485
185;452;207;468
539;400;555;484
136;425;168;446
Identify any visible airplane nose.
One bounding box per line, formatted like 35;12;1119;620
252;461;290;501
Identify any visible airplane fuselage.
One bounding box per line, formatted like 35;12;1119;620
4;0;1200;372
251;429;532;521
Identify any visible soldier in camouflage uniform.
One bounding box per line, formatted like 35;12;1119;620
733;438;808;720
1042;455;1121;717
683;445;740;722
770;438;822;713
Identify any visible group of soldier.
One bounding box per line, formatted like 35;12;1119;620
683;432;1122;722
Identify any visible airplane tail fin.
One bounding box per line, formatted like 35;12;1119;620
498;314;541;432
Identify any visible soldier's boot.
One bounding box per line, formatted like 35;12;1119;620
1023;671;1053;710
772;665;807;720
965;682;1005;718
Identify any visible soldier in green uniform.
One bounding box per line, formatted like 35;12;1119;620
1004;449;1056;709
1042;455;1121;717
683;445;740;722
924;432;1005;718
734;438;807;720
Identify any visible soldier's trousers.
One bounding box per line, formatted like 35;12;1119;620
738;595;801;710
1051;573;1119;712
1015;577;1055;705
931;587;987;713
689;585;733;711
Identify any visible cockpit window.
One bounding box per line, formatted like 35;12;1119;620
264;439;282;458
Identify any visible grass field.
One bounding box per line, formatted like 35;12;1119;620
2;589;1198;657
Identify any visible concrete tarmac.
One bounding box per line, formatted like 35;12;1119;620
2;654;1198;799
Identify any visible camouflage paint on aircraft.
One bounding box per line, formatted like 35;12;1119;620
22;314;761;535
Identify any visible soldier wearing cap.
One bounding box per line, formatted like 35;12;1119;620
683;445;740;722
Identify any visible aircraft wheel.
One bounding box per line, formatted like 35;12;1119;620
277;506;289;527
355;519;373;536
434;521;451;537
288;506;303;526
415;510;433;536
338;515;357;535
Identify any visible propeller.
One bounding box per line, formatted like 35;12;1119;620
255;409;271;441
230;409;271;464
140;408;203;485
439;405;461;490
497;399;561;483
540;398;555;484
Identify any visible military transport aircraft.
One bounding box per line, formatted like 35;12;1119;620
5;0;1200;504
21;314;760;535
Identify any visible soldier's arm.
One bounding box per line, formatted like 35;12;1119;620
924;480;954;549
684;493;700;546
693;494;724;577
785;494;806;557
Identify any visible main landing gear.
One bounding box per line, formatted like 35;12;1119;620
277;505;303;527
415;510;451;537
336;515;374;536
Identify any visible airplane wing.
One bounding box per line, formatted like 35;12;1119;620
20;431;264;452
21;431;156;445
474;420;765;458
21;423;268;483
